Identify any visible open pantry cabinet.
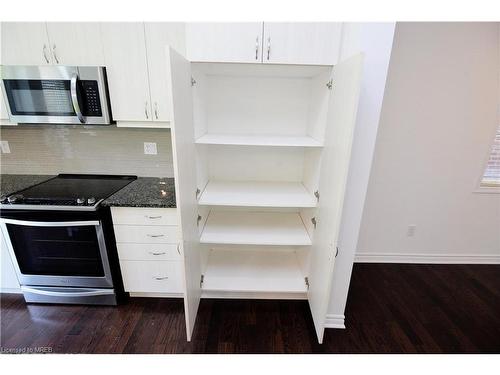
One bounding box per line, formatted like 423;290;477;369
168;47;364;344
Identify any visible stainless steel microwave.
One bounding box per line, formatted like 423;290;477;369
1;65;112;125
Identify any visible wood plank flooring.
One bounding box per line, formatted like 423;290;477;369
1;264;499;353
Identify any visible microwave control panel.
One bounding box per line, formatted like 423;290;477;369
80;80;103;117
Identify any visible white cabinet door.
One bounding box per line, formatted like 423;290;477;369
100;23;152;122
0;22;51;65
167;47;202;341
307;53;364;343
0;77;16;126
145;23;186;123
263;23;342;65
0;226;21;292
45;23;104;66
186;22;263;63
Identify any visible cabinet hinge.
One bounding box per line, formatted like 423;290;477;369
305;277;310;290
191;76;197;86
196;188;201;199
197;214;202;226
311;217;317;229
200;274;204;288
314;190;320;202
326;79;333;90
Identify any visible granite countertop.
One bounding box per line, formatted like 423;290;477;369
101;177;176;208
0;174;55;198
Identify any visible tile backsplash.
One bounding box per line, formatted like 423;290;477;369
0;125;174;177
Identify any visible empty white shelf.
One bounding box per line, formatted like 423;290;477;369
195;134;323;147
200;211;312;246
198;181;318;208
202;249;307;293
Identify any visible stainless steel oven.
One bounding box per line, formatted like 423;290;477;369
0;208;124;305
1;65;112;125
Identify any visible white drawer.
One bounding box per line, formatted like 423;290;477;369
114;225;178;244
119;260;183;293
111;207;177;226
117;243;181;261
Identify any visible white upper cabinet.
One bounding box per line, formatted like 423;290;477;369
144;23;186;122
1;22;52;65
186;23;263;63
186;22;342;65
262;23;342;65
100;23;152;123
45;23;104;66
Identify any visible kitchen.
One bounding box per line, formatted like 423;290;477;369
0;21;364;347
1;14;499;363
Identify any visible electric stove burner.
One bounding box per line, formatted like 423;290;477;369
1;174;137;211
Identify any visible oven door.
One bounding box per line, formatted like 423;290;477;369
1;65;111;125
0;218;113;288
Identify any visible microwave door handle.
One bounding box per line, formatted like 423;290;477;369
70;73;85;124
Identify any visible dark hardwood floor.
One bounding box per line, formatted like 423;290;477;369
1;264;499;353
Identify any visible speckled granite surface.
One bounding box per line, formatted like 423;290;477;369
0;174;55;198
102;177;176;208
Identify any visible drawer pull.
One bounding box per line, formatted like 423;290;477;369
177;243;181;255
149;251;166;256
146;215;162;219
154;276;169;280
147;234;165;238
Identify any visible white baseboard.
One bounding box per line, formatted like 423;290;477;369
354;252;500;264
324;314;345;329
129;292;183;298
0;288;22;294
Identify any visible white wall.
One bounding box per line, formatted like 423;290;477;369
356;22;500;263
326;23;396;326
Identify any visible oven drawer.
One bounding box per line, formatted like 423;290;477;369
119;260;183;293
114;225;178;244
117;243;181;261
111;207;177;226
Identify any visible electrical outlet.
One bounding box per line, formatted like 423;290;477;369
407;225;416;237
0;140;11;154
144;142;157;155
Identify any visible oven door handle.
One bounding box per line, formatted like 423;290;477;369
70;73;86;124
21;286;114;297
0;219;100;227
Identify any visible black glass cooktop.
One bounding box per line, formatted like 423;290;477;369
3;174;137;207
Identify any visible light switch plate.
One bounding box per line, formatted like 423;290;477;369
0;140;11;153
144;142;158;155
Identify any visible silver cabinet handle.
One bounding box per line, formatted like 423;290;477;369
42;44;50;64
147;234;164;238
154;102;159;119
176;243;181;255
149;251;166;256
267;37;271;60
146;215;162;219
154;276;168;280
255;37;259;60
145;101;149;119
70;73;85;123
52;44;59;64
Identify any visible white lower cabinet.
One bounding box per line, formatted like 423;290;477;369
111;207;183;296
119;260;183;294
0;227;21;293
